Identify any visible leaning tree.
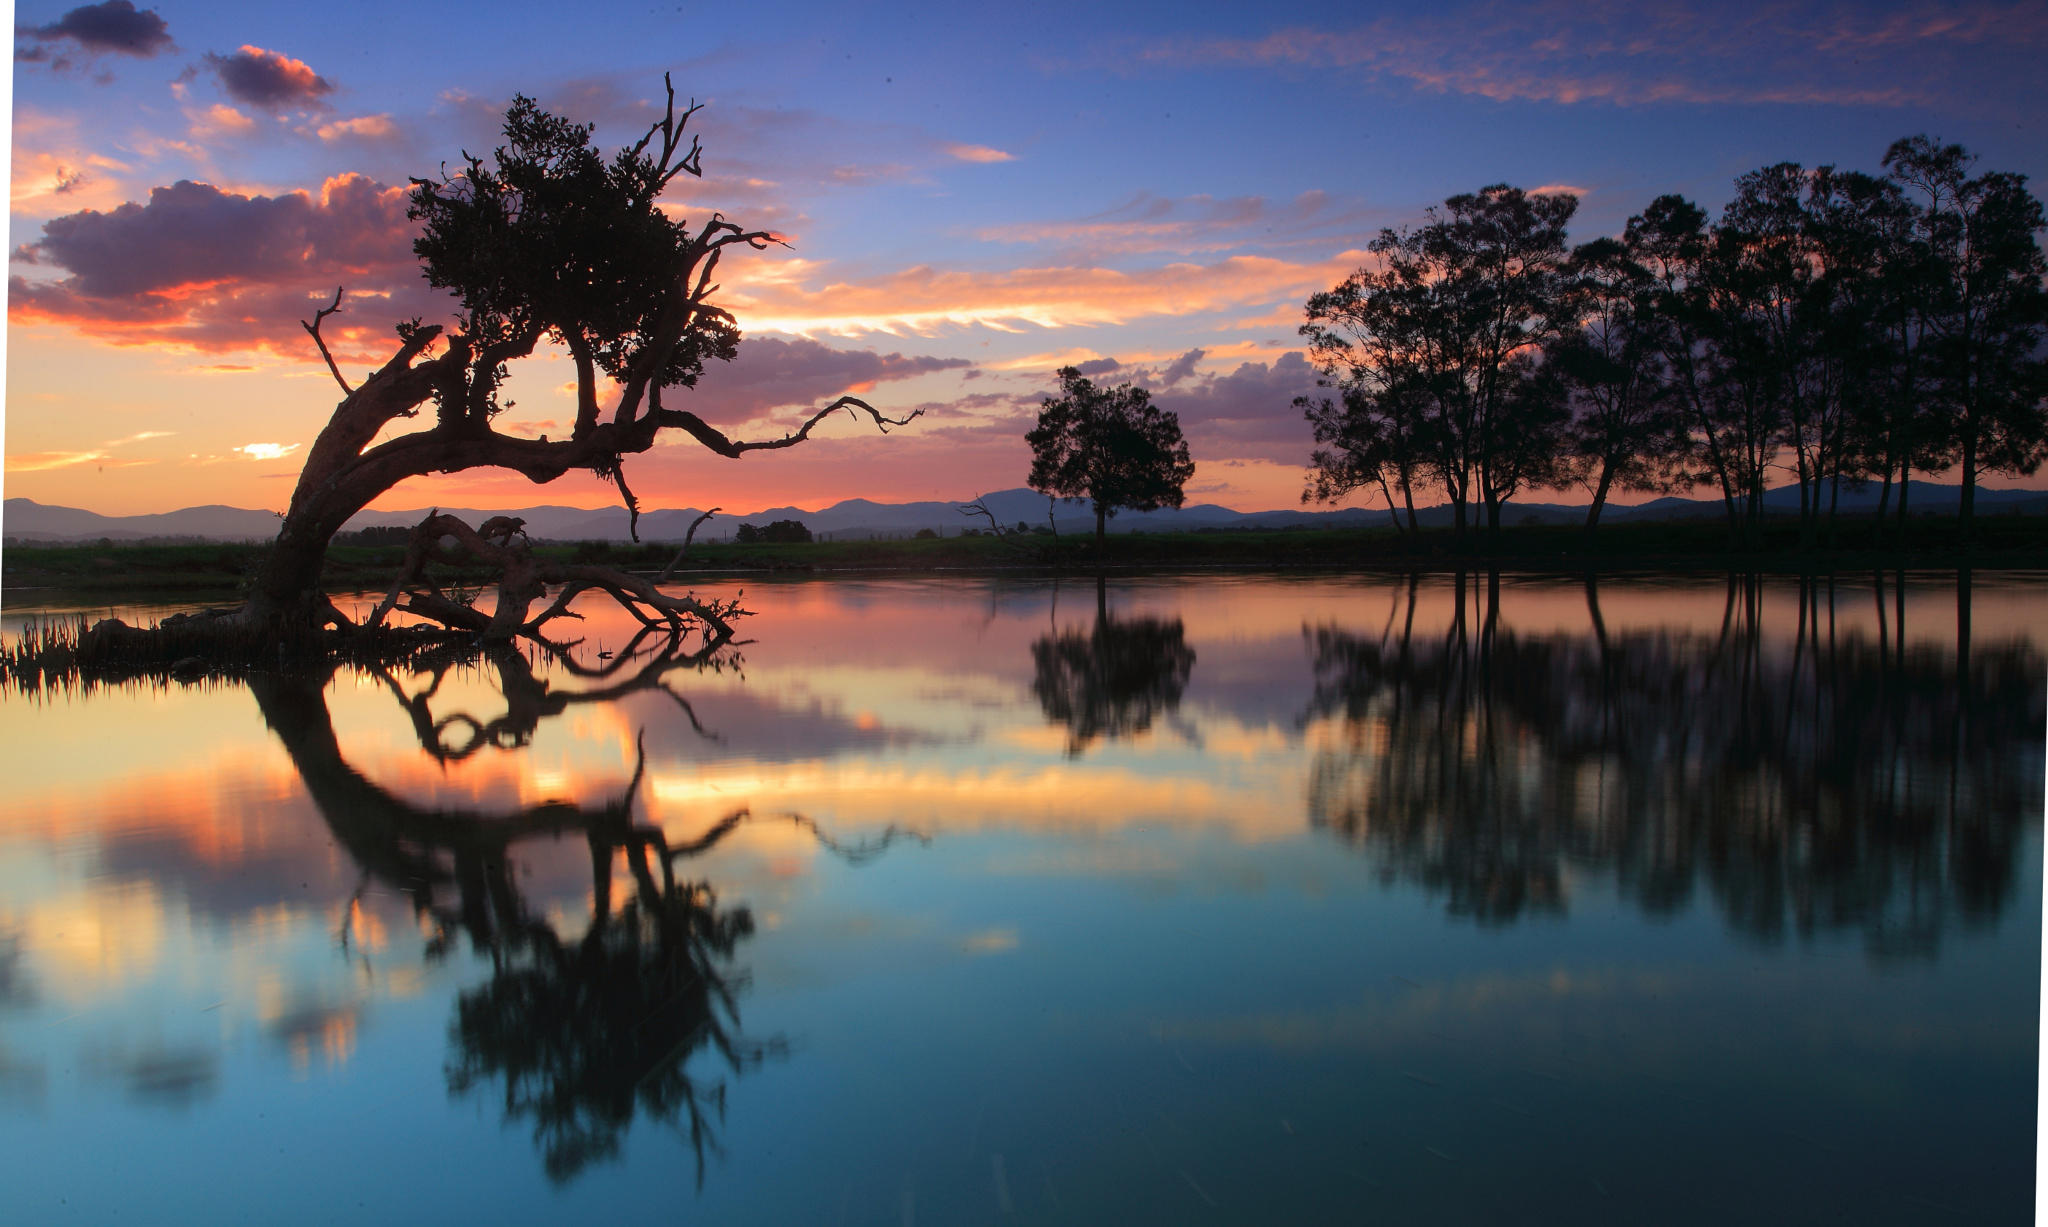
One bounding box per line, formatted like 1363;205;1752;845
140;79;915;649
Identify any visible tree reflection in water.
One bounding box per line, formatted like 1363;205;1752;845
1032;577;1196;754
1306;570;2045;953
251;629;917;1182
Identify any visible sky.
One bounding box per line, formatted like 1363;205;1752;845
4;0;2047;518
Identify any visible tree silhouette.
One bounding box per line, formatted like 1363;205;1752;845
248;632;920;1183
108;77;917;647
1548;235;1683;532
1304;573;2045;946
1301;184;1577;539
1297;142;2046;552
1030;579;1195;754
1883;136;2048;545
1027;367;1195;545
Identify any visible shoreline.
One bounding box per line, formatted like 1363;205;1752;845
5;523;2047;604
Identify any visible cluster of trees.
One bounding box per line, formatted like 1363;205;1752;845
732;519;812;544
1306;572;2043;942
1300;139;2048;547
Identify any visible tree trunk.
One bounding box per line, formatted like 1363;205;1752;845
1960;436;1978;551
1825;469;1840;551
1875;465;1894;549
1897;474;1911;550
1094;503;1107;548
1374;473;1403;534
1585;460;1616;536
246;483;383;630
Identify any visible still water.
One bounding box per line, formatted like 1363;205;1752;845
0;571;2040;1224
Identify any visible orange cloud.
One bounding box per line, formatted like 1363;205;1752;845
9;108;137;217
10;173;447;359
726;248;1370;337
315;115;399;143
205;45;335;112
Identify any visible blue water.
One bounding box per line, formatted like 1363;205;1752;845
0;572;2039;1223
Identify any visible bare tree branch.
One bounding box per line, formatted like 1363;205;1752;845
960;494;1004;534
651;396;923;459
657;507;721;582
302;286;353;395
609;460;642;542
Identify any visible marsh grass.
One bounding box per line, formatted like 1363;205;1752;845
0;613;474;698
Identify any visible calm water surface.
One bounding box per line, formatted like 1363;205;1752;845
0;571;2041;1224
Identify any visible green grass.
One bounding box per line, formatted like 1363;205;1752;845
5;510;2045;600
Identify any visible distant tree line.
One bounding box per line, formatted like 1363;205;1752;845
732;519;812;544
1299;137;2048;548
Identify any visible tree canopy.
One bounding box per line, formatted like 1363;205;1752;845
1299;185;1578;538
235;76;917;640
1300;142;2048;548
1026;367;1196;544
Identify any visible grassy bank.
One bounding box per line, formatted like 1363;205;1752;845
6;512;2046;597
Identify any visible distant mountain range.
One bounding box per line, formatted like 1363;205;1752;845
4;480;2044;545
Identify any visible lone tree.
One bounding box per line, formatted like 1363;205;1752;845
1026;366;1195;545
105;78;915;652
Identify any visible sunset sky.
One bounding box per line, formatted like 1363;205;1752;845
6;0;2047;518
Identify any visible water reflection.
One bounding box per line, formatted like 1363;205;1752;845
249;635;908;1183
1307;571;2046;952
1031;577;1196;754
0;572;2039;1221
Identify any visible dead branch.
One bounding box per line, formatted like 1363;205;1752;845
650;395;923;459
657;507;721;582
608;461;643;542
365;512;746;646
960;494;1004;534
302;286;353;395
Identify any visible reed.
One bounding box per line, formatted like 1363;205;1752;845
0;613;475;697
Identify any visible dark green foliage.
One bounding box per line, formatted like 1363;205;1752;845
1027;367;1195;542
407;93;739;419
733;520;811;544
333;525;413;547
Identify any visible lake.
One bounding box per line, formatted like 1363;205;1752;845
0;570;2041;1224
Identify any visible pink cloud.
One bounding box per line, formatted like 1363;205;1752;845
10;173;450;358
726;248;1370;337
944;143;1016;163
1135;1;2047;109
204;45;334;112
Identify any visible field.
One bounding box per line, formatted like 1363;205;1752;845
5;511;2047;598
